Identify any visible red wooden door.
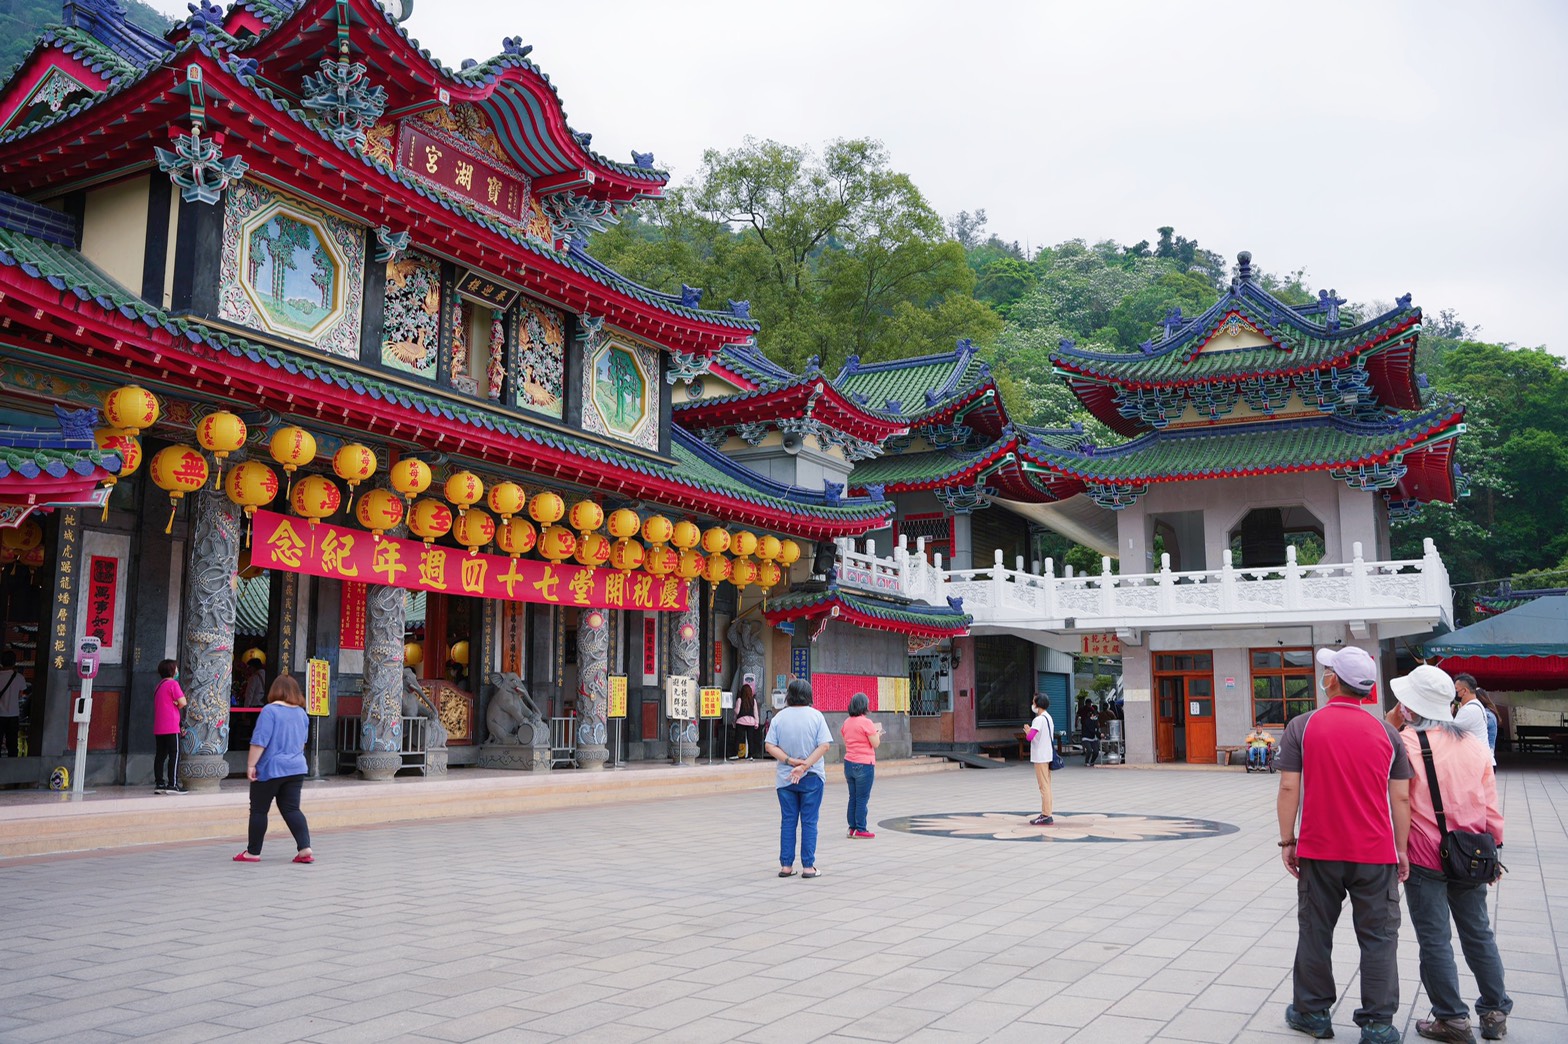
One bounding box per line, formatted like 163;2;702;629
1156;676;1180;762
1185;676;1216;764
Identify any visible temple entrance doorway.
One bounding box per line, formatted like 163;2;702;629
1154;652;1214;763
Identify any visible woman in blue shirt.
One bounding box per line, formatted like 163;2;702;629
234;675;314;863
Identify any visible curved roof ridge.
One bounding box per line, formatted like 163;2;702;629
670;426;882;509
835;338;978;379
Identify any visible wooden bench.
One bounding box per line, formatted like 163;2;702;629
1514;725;1568;755
1216;744;1246;767
979;740;1015;761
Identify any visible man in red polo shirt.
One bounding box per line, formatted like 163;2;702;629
1277;645;1413;1044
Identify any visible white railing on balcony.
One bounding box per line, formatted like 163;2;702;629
832;536;1452;633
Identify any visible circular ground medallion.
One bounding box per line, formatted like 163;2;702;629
880;811;1240;843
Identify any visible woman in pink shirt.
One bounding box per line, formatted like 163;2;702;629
152;659;188;794
1388;664;1511;1043
841;692;882;839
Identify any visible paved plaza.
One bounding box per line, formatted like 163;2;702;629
3;761;1565;1043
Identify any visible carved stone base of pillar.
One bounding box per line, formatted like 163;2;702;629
357;751;402;780
668;721;700;763
179;754;228;792
477;744;551;772
575;743;608;770
423;749;449;776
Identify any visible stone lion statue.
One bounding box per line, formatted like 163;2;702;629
486;672;548;746
401;667;448;749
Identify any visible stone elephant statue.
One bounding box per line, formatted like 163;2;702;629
486;672;548;747
401;667;448;749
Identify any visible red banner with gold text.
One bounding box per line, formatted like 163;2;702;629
250;510;688;612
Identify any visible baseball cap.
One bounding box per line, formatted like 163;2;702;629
1389;664;1456;722
1315;646;1377;694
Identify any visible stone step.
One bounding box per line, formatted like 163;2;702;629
0;757;958;860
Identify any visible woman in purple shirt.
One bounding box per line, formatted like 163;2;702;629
234;675;314;864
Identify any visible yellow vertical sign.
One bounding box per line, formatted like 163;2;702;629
608;675;627;719
306;658;330;716
699;686;723;719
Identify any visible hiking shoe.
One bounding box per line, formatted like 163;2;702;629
1360;1024;1400;1044
1479;1011;1507;1040
1029;814;1054;826
166;783;188;794
1285;1005;1334;1038
1417;1016;1476;1044
851;829;876;839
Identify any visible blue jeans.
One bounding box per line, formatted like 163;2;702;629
777;773;824;869
1404;864;1512;1021
844;760;875;832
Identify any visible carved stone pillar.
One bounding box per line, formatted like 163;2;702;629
178;491;240;790
359;578;405;779
574;608;609;769
669;581;701;760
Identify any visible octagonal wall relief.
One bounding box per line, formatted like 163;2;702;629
581;335;659;451
218;180;366;357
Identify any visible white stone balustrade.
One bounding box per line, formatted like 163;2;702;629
832;536;1453;637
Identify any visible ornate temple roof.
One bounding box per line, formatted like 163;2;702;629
763;585;971;640
1051;252;1424;436
0;404;121;508
673;377;911;446
833;340;1001;426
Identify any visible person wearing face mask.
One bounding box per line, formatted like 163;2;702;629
152;659;188;794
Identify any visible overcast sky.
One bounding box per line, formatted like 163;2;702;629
149;0;1567;355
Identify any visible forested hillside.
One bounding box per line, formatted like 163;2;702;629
589;138;1568;607
0;0;171;75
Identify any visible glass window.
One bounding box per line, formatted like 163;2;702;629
1251;647;1314;727
974;636;1033;727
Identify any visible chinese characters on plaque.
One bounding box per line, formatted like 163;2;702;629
608;676;627;719
396;123;527;224
699;687;722;719
306;658;330;717
85;555;118;646
1080;633;1123;657
665;675;695;720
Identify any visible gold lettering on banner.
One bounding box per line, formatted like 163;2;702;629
373;540;407;585
568;567;594;605
460;557;488;594
659;579;680;609
604;572;625;606
266;519;306;569
633;575;654;608
498;557;527;597
532;565;559;602
321;531;359;578
419;548;450;590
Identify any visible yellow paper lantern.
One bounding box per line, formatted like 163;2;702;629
609;537;645;572
778;539;802;566
731;531;758;558
93;429;142;521
404;642;423;668
20;544;44;574
671;519;701;550
332;443;377;507
408;498;453;546
497;517;537;558
149;445;209;533
443;470;484;516
290;474;341;528
702;553;731;584
607;507;640;539
756;535;782;562
1;519;42;553
641;515;673;545
450;640;470;667
676;549;706;580
529;491;565;525
241;648;266;666
729;557;757;588
196;411;247;488
644;544;677;576
224;461;279;545
268;426;317;490
486;481;526;522
539;524;577;563
355;487;405;539
758;560;783;588
568;500;604;535
574;532;612;567
701;527;731;554
390;458;432;499
103;384;159;433
453;507;495;554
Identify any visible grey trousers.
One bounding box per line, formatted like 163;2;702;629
1404;864;1512;1021
1293;859;1401;1027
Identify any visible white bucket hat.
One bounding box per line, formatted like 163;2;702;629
1389;664;1456;723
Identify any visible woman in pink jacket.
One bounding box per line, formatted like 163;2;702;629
1387;665;1511;1043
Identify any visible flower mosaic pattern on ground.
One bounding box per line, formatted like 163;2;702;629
880;809;1241;842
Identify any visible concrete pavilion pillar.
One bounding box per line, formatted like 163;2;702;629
574;608;610;770
668;580;701;760
178;490;241;791
359;574;406;780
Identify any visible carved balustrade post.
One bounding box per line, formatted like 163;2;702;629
574;608;610;769
178;490;241;791
359;575;405;780
668;582;701;760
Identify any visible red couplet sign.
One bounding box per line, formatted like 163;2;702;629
250;510;689;612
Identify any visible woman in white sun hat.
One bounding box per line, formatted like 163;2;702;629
1386;664;1511;1043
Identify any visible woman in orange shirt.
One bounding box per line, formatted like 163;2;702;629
841;693;882;839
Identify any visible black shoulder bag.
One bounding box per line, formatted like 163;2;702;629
1415;731;1504;884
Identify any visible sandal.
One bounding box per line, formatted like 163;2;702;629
232;851;260;863
292;852;315;864
778;868;797;878
802;868;821;879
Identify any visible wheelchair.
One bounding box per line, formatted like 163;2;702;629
1243;744;1279;773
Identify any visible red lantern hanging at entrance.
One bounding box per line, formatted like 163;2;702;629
355;487;405;540
195;411;247;489
332;443;377;508
149;445;209;533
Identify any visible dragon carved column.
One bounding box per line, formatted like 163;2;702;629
574;608;610;769
178;490;240;790
668;580;701;760
359;567;406;780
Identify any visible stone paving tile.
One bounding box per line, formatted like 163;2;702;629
2;760;1566;1042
